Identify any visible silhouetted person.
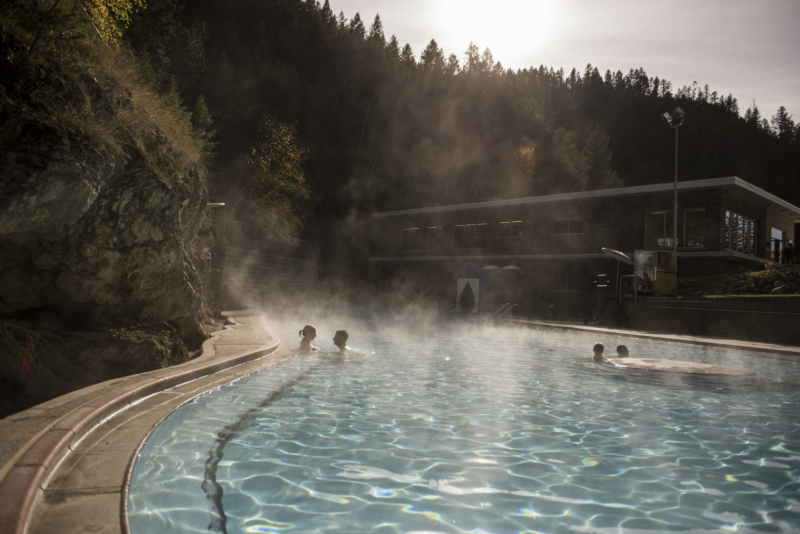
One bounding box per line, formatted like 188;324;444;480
299;324;319;351
616;345;629;357
333;329;349;352
786;242;794;265
592;342;605;362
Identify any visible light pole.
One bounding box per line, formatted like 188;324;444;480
659;107;685;294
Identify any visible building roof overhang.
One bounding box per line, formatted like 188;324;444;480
372;176;800;222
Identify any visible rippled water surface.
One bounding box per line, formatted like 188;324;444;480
128;309;800;533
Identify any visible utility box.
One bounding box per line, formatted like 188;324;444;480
634;250;676;296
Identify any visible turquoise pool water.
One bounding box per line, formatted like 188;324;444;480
128;310;800;533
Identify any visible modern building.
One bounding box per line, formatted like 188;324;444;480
369;176;799;316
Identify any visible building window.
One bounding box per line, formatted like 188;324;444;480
645;209;705;248
770;227;784;262
724;211;757;255
553;218;583;235
453;223;487;249
423;226;441;250
400;228;419;251
498;221;524;237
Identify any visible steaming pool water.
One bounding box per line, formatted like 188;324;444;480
128;310;800;533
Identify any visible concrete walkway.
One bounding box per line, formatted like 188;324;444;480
0;310;297;534
505;318;800;357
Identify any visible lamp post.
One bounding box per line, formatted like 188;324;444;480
659;107;685;294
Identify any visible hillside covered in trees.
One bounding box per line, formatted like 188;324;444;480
109;0;800;273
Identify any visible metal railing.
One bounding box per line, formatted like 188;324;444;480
212;216;320;263
491;303;519;320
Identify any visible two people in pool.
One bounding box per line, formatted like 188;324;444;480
298;324;353;354
592;342;629;363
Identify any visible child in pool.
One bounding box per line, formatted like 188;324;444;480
298;324;320;351
616;345;629;357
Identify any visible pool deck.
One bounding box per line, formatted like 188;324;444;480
1;313;797;534
0;310;299;534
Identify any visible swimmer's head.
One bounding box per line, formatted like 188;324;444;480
333;330;348;350
616;345;629;357
299;324;316;340
592;342;604;361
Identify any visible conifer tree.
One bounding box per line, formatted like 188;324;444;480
463;42;480;73
399;43;416;80
420;39;444;71
581;120;622;190
771;106;795;142
349;12;366;39
368;14;385;45
321;0;332;20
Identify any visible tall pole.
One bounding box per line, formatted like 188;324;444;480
673;125;679;294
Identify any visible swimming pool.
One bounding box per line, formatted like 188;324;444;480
128;310;800;533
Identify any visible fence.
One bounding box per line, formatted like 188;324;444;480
212;216;320;263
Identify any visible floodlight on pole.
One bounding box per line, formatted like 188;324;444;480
660;107;684;294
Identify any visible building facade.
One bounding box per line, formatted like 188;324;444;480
369;177;799;316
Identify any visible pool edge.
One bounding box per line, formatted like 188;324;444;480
0;311;293;534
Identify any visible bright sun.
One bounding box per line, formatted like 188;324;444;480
432;0;561;66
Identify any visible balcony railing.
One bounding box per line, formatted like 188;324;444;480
212;216;320;263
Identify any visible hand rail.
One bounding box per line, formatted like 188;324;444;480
491;303;519;320
440;303;457;314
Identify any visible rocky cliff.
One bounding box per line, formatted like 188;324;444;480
0;32;215;416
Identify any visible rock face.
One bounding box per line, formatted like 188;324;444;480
0;144;208;325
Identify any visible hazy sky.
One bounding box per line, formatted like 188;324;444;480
330;0;800;121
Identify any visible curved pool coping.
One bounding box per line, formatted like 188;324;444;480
0;311;295;534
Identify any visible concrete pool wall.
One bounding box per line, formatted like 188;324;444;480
0;310;298;534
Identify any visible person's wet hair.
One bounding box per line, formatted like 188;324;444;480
299;324;316;338
616;345;629;357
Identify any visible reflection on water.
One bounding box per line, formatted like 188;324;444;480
128;308;800;534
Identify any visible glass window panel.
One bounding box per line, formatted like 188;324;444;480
665;211;675;247
737;214;744;252
570;219;583;234
426;227;439;250
474;224;487;248
498;222;511;237
645;212;666;248
465;224;476;247
677;211;685;247
409;228;419;250
511;221;523;237
554;220;569;235
453;225;465;249
724;211;731;248
685;209;704;247
400;229;409;251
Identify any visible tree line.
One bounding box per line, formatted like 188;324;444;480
115;0;799;270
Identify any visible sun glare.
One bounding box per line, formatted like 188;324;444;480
432;0;560;66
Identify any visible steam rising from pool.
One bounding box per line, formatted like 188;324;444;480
128;308;800;533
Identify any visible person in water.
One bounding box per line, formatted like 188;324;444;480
333;329;349;353
616;345;629;357
298;324;320;351
592;342;605;362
